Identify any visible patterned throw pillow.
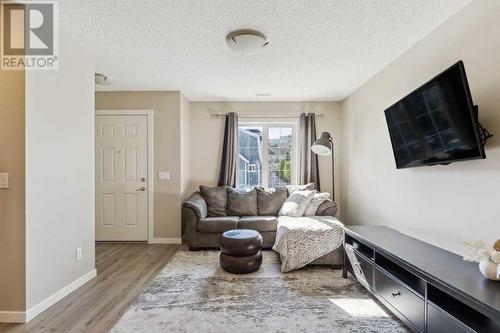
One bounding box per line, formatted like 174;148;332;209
286;183;316;195
304;192;330;216
279;190;316;217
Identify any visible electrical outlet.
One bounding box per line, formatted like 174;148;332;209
0;173;9;189
76;248;82;261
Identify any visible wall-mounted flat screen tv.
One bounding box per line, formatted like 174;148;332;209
384;61;486;169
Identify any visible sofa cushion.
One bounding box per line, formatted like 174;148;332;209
199;185;228;217
197;216;238;232
227;188;258;216
238;216;278;232
315;199;338;217
279;190;316;217
256;187;288;216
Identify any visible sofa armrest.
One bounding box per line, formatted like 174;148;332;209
182;207;198;247
182;191;207;247
183;191;208;219
316;199;338;217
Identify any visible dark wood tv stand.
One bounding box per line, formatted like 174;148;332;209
343;226;500;333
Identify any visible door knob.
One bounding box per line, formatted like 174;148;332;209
136;186;146;191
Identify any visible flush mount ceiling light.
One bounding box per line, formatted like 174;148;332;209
95;73;111;86
226;30;269;55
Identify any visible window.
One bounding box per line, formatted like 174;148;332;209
237;122;298;190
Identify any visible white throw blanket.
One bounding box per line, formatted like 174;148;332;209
272;216;344;272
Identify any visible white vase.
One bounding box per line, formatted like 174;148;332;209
478;260;500;281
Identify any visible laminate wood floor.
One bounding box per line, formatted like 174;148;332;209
0;242;180;333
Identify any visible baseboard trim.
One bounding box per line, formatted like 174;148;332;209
0;269;97;323
0;311;26;323
149;238;182;244
26;268;97;322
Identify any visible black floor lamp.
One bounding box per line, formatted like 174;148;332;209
311;132;334;200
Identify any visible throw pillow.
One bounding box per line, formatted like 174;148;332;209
304;192;330;216
316;200;338;217
279;190;316;217
199;185;228;217
227;188;258;216
286;183;316;195
256;187;288;216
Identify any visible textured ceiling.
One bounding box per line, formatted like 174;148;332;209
60;0;470;101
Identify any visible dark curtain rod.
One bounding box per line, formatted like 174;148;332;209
210;112;325;119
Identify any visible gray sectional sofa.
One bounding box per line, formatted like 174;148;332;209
182;185;343;266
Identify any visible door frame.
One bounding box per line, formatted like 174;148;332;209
95;109;155;243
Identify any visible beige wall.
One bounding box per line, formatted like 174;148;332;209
180;94;191;201
95;91;184;238
93;97;339;238
340;0;500;255
0;65;26;312
25;32;96;308
189;102;343;204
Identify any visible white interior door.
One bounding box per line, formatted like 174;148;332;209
95;115;148;241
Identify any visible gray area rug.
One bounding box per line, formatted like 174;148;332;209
111;249;408;333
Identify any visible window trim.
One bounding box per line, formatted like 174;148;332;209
238;119;299;188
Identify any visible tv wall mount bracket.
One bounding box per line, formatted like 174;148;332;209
474;105;493;147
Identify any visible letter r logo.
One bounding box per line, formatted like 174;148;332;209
2;2;54;56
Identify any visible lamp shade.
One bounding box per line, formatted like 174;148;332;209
311;132;332;156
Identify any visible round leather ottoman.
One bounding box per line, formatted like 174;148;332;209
220;229;263;274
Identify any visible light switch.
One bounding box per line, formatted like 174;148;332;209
159;171;170;181
0;173;8;189
76;247;82;261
